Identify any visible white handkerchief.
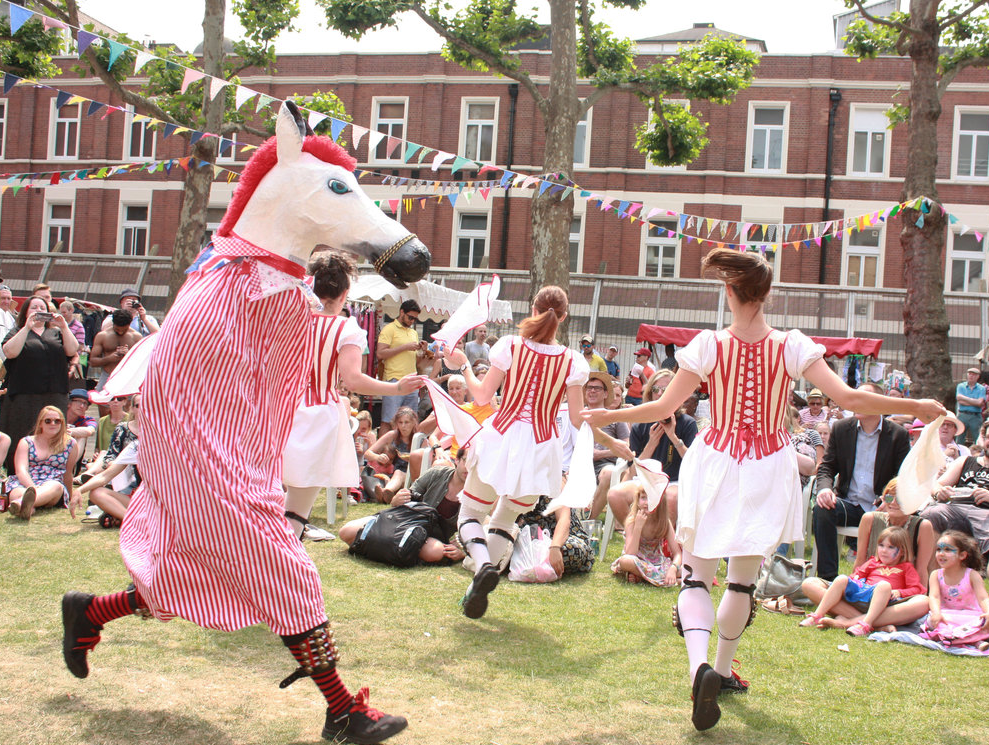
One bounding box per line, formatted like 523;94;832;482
543;423;596;514
634;458;671;512
431;275;501;351
423;379;483;446
897;415;945;514
89;334;157;403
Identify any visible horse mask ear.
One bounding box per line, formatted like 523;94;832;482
276;101;311;165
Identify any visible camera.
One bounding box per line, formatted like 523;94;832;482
427;341;444;354
131;301;141;309
35;312;54;322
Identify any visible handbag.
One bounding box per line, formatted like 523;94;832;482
754;554;811;606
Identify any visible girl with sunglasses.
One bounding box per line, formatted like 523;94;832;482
5;405;80;520
922;530;989;650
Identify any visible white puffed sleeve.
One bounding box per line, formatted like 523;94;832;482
784;329;827;378
337;316;368;350
488;335;514;371
566;350;590;386
674;330;718;380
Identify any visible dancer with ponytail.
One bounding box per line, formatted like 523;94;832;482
584;248;945;731
445;286;629;619
282;251;424;541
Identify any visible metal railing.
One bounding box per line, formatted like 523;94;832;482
3;251;986;381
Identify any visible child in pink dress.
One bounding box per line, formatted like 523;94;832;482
612;484;681;586
584;248;945;731
922;530;989;650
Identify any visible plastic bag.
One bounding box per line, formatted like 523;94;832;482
508;525;560;583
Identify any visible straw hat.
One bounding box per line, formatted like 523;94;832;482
585;371;616;408
941;412;966;438
806;388;825;403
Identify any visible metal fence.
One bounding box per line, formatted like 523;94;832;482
4;251;986;382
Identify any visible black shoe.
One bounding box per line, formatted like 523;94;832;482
460;562;500;619
691;663;722;731
321;687;408;744
720;670;749;695
62;591;102;678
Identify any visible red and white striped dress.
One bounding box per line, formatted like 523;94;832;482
674;328;825;559
467;336;588;500
120;236;326;636
282;314;365;488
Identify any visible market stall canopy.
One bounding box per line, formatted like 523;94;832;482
636;324;883;358
350;275;514;325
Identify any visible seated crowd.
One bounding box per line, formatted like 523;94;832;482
3;291;988;651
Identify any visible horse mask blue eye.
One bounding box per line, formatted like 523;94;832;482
328;179;351;195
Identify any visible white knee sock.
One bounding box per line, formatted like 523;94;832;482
714;556;762;677
677;551;718;682
458;506;491;573
284;486;322;539
486;498;528;570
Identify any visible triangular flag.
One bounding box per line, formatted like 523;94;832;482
330;117;347;141
133;50;154;74
538;180;552;195
255;94;275;112
350;124;368;150
3;73;20;94
87;100;105;116
431;151;455;170
479;188;490;201
77;30;98;55
234;85;257;110
307;110;328;131
388;199;401;215
218;138;234;156
180;69;205;94
42;16;67;31
189;131;205;145
451;156;476;173
208;77;228;100
9;5;34;35
162;123;178;138
447;193;458;207
55;90;71;109
367;130;385;152
384;135;401;157
417;148;434;164
403;143;421;163
107;40;128;70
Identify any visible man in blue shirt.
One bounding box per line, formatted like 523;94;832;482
956;367;986;445
603;344;620;378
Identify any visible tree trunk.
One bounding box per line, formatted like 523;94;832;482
900;0;952;403
166;0;226;309
529;0;579;341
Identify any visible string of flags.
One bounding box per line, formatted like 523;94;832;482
3;1;982;252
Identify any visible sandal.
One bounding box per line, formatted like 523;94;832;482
762;597;805;615
846;621;874;637
799;613;824;628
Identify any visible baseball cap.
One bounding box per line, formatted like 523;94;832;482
69;388;91;402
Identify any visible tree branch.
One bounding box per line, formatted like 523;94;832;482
939;0;989;31
407;4;547;116
848;0;918;34
578;0;600;74
938;55;989;96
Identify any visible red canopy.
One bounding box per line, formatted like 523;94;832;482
636;324;883;358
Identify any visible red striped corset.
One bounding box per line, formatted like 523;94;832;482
491;338;572;443
702;330;792;461
303;315;346;407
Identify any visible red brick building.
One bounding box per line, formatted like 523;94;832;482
4;36;989;299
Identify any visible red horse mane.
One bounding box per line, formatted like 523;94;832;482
217;135;357;237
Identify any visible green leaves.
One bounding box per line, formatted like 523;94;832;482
437;0;543;72
0;15;63;79
317;0;414;40
647;35;758;105
635;101;708;167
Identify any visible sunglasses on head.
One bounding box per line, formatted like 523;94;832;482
935;543;959;553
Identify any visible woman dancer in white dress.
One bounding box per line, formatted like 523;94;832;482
447;286;630;619
282;252;423;540
584;248;944;731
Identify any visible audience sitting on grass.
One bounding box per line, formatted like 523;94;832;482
611;484;680;586
514;495;595;577
362;406;418;503
925;429;989;566
5;406;81;521
66;389;97;458
73;423;141;529
88;395;131;472
340;449;468;566
81;397;140;479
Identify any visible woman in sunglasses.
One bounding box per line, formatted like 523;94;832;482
5;405;81;520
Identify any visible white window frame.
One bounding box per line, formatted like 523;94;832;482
952;106;989;182
370;97;408;164
946;230;988;293
639;218;680;278
452;211;491;269
645;100;688;172
202;205;227;247
739;219;782;275
459;97;499;164
119;202;151;256
0;98;7;160
846;105;891;178
49;100;80;160
44;200;74;253
744;101;789;174
842;225;884;288
216;132;237;164
123;105;156;162
573;103;592;169
569;212;585;273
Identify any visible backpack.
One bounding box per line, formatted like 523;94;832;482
348;502;446;567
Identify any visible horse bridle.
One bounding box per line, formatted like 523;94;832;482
373;233;418;274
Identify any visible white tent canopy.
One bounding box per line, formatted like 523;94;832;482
350;274;514;325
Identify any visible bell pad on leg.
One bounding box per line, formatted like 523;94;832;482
672;575;710;637
281;624;340;688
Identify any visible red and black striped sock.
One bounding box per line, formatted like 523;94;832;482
84;588;144;627
287;645;353;715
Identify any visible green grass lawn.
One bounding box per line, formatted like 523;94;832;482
1;499;985;745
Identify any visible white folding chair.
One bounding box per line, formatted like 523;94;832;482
405;432;429;488
598;459;631;561
327;486;348;526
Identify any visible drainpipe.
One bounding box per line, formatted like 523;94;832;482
498;83;519;270
819;88;842;285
